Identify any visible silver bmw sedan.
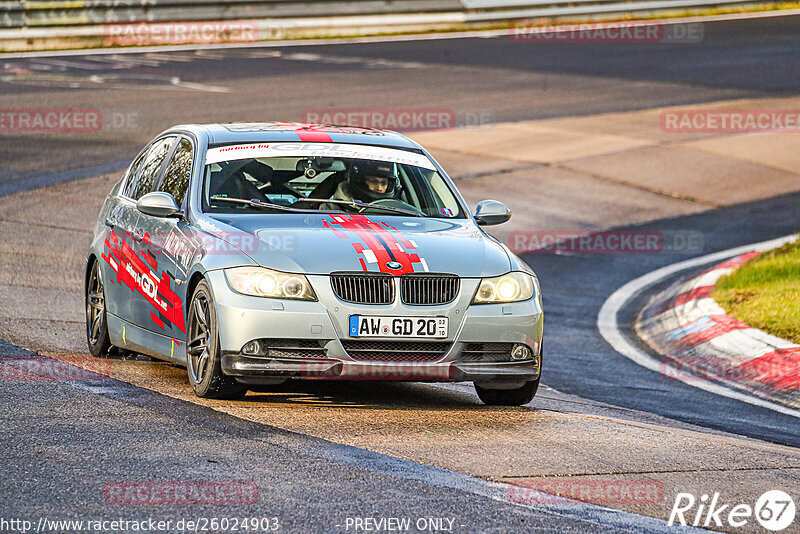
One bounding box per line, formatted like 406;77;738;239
85;123;543;405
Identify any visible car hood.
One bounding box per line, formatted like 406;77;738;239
198;213;511;277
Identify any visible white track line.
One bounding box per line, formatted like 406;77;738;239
2;8;800;59
597;234;800;419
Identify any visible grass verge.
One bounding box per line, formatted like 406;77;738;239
713;236;800;343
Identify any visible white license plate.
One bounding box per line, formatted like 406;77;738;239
349;316;448;338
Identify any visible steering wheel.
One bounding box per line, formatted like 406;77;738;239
365;198;424;215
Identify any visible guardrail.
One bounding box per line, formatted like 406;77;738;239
0;0;771;28
3;1;458;28
462;0;763;20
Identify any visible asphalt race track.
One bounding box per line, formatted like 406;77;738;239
539;191;800;446
1;12;800;533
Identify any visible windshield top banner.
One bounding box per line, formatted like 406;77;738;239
205;142;436;170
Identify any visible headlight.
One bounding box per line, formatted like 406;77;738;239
224;266;316;300
472;272;535;304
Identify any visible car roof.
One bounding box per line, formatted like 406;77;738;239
169;122;423;151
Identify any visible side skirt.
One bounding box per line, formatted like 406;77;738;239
107;313;187;365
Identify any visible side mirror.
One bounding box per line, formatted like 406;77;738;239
474;200;511;226
137;192;180;218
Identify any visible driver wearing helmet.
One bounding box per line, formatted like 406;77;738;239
325;160;399;209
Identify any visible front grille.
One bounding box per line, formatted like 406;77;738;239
331;272;394;304
257;339;327;359
342;341;450;362
460;343;515;362
401;274;460;305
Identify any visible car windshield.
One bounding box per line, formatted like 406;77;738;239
202;143;465;218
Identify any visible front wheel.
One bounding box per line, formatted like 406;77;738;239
186;280;247;400
474;378;539;406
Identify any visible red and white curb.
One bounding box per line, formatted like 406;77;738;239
637;251;800;409
598;235;800;418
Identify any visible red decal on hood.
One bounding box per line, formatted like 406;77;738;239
324;214;426;275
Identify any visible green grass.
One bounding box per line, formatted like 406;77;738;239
713;236;800;344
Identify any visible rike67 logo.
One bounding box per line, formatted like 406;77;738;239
668;490;796;531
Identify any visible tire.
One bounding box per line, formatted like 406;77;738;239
474;378;540;406
85;259;112;357
186;280;247;400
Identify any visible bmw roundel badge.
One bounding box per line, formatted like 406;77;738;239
386;261;402;270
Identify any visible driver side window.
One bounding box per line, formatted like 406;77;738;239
159;138;194;207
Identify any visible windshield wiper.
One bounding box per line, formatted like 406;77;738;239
212;196;423;217
211;197;318;214
296;198;423;217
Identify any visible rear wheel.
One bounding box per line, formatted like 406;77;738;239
474;378;539;406
85;259;111;357
186;280;247;400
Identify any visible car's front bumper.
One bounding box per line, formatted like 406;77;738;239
207;270;543;384
220;351;541;384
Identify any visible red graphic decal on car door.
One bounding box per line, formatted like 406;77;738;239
102;231;186;333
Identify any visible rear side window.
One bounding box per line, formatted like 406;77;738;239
122;151;147;198
125;136;176;200
158;138;194;207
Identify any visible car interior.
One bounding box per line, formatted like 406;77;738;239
204;156;459;217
